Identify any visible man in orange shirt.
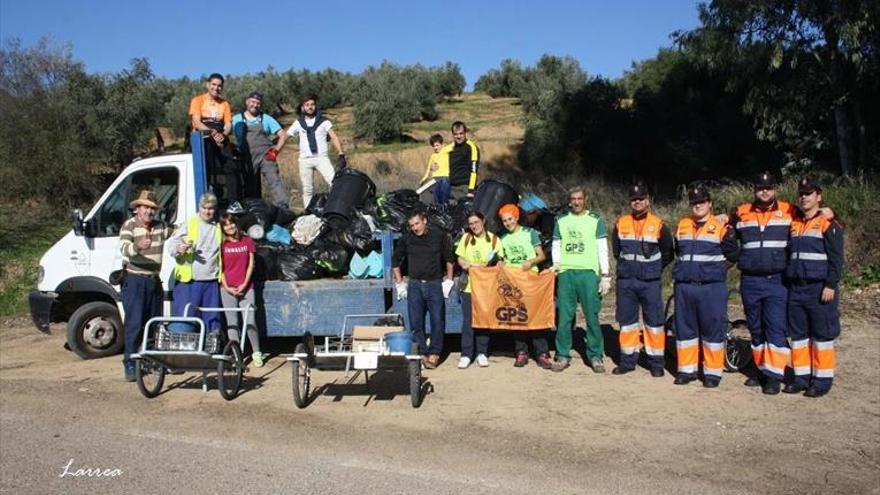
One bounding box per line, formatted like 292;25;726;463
189;73;242;200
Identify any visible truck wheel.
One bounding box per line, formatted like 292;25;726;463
66;302;123;359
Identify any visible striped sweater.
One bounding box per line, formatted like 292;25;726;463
119;217;170;276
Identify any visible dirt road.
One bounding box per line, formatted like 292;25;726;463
1;309;878;494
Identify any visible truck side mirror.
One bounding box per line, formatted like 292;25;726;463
71;209;85;236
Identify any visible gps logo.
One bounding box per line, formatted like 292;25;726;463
496;306;528;322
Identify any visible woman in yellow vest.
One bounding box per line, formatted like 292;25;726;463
168;193;223;334
455;211;502;369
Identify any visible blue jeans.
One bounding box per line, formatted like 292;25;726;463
173;280;222;332
432;177;451;206
407;279;445;355
459;292;489;358
122;273;162;365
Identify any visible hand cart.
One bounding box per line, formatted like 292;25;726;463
287;313;424;408
130;303;253;400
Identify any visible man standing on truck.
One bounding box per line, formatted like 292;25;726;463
232;91;290;208
443;121;479;199
189;73;243;201
278;94;347;209
168;193;223;337
119;189;171;382
392;210;455;369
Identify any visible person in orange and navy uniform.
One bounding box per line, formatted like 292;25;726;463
783;177;844;398
672;185;740;387
730;171;796;395
610;181;674;377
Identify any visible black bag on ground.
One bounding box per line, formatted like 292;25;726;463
305;193;328;216
306;239;352;274
242;198;278;227
274;207;297;227
277;251;327;281
377;189;422;231
426;204;454;233
254;243;286;281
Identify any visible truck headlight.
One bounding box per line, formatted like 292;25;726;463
38;265;44;284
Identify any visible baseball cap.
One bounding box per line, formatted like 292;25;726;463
246;91;263;102
688;185;711;204
753;170;778;188
628;181;649;200
797;176;821;194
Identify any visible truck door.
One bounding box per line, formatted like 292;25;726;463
85;166;180;281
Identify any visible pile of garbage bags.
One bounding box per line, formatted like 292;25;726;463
235;167;533;282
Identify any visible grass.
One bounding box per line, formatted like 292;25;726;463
0;206;70;317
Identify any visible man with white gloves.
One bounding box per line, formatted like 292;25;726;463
549;186;611;373
392;211;455;369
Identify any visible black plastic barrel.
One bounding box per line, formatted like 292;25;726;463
323;168;377;230
471;180;519;235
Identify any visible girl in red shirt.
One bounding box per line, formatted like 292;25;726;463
219;213;263;367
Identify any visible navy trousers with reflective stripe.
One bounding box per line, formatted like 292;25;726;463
673;282;727;378
616;278;664;370
787;282;839;391
741;273;788;380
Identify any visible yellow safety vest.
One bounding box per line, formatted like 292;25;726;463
173;216;222;283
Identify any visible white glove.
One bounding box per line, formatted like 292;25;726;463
396;281;408;300
599;276;612;296
442;279;454;298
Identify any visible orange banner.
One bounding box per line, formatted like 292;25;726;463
469;266;556;330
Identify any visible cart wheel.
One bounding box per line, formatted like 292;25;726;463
724;319;752;372
135;359;165;399
408;359;422;408
217;341;243;400
291;343;311;409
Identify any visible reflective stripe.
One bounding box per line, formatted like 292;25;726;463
703;341;725;351
695;235;721;243
737;221;759;229
703;367;723;377
760;363;786;375
768;343;790;355
645;326;665;334
790;339;809;349
792;231;824;239
677;338;699;348
620;346;640;354
793;365;812;375
813;340;835;350
813;369;834;378
619;252;662;262
766;219;792;227
692;254;725;262
678;364;697;373
644;346;664;356
763;240;788;248
751;343;766;351
742;242;761;249
791;252;828;261
618;234;637;241
620;322;641;332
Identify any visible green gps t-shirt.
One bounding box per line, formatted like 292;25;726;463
553;211;607;273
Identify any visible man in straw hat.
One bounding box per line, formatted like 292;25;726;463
119;189;171;382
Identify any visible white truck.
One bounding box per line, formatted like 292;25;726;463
28;134;464;359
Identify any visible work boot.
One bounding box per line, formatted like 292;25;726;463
783;383;807;394
744;376;761;387
674;374;696;385
536;353;553;370
590;359;606;374
514;352;529;368
762;378;781;395
611;366;634;375
650;368;665;378
804;387;829;398
703;378;720;388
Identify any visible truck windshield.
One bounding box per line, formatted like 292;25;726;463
91;167;179;237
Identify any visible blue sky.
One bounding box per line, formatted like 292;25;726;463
1;0;702;86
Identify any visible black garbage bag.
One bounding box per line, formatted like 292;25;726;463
426;204;454;233
254;242;286;281
450;197;474;234
242;198;278;227
376;189;421;231
471;180;519;235
324;168;377;230
305;193;328;216
275;207;297;227
277;251;327;281
307;239;352;274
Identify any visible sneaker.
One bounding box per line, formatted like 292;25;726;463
536;353;553;370
124;362;136;382
551;358;570;373
476;354;489;367
514;352;529;367
457;356;471;369
251;352;264;368
590;359;606;374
